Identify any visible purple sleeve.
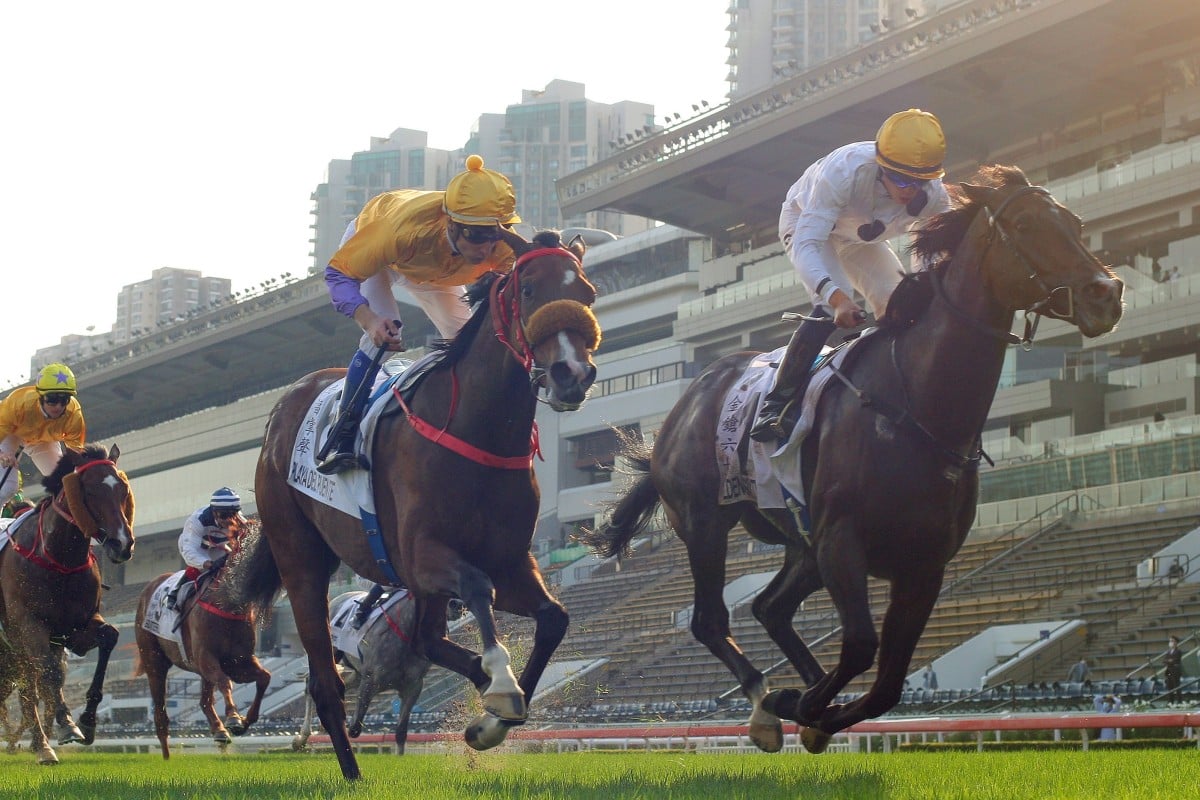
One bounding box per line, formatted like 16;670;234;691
324;265;367;319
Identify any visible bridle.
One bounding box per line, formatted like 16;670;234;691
10;460;126;574
932;184;1079;349
392;246;587;470
490;246;585;402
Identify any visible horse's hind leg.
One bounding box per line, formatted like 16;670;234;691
673;506;784;752
136;632;173;759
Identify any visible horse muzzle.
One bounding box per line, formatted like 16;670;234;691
102;532;135;564
543;361;597;412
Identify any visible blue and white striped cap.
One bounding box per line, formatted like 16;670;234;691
209;487;241;511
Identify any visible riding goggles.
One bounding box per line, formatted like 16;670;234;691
458;225;503;244
42;392;72;406
883;168;930;190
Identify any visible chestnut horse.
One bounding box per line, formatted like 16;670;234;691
227;229;600;779
586;166;1124;753
0;443;134;764
133;528;272;760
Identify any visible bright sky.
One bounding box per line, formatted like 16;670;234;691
0;0;729;389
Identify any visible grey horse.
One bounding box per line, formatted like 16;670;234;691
294;590;462;754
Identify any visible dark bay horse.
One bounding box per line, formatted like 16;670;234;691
586;166;1123;753
0;443;134;763
228;229;600;779
292;590;446;754
133;529;272;760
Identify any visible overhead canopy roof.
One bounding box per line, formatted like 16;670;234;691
559;0;1200;242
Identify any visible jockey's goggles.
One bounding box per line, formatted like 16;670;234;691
42;392;72;406
883;168;929;190
457;225;503;244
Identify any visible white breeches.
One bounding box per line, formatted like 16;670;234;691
817;240;905;318
0;436;64;507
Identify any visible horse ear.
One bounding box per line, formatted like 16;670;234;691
566;234;587;262
109;442;121;462
499;226;531;256
957;182;992;207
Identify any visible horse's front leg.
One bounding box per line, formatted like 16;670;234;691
38;647;84;745
493;554;568;703
197;678;231;744
292;675;315;751
762;527;876;741
809;570;944;751
225;655;270;735
63;616;119;745
347;669;377;739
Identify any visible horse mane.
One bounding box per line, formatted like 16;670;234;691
881;165;1032;330
42;443;108;495
435;229;569;365
908;164;1031;268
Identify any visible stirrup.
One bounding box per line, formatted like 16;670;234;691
750;405;787;442
316;448;370;475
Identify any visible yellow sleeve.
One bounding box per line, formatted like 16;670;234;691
328;217;400;281
62;407;86;449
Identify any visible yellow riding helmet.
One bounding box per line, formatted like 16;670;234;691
443;155;521;226
875;109;946;180
36;362;77;395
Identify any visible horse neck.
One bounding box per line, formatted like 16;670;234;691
898;246;1013;445
443;315;539;448
34;503;94;569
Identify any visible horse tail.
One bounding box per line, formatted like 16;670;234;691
222;524;283;612
581;433;660;559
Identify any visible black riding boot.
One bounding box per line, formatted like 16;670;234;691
749;312;836;442
352;584;386;629
317;348;380;475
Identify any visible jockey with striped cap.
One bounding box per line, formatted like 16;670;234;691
167;487;246;610
317;155;522;474
0;363;86;508
751;109;952;442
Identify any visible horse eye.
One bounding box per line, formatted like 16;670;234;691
521;285;534;299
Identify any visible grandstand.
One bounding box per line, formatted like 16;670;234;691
12;0;1200;736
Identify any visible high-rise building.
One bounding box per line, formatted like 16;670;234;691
112;267;231;341
309;128;457;273
480;79;655;235
725;0;932;98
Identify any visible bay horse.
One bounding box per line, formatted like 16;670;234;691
291;590;453;754
0;443;134;764
585;166;1123;753
227;229;600;779
133;526;272;760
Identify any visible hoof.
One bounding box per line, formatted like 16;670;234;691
348;721;363;738
481;690;526;722
291;738;308;751
800;726;832;754
214;730;232;745
465;713;519;751
225;716;248;736
749;719;783;753
58;724;86;746
38;748;60;765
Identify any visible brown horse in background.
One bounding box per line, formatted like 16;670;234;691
0;443;134;764
586;166;1124;753
227;229;600;780
133;526;272;760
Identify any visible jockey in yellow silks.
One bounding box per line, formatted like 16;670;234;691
317;155;521;474
0;363;86;507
